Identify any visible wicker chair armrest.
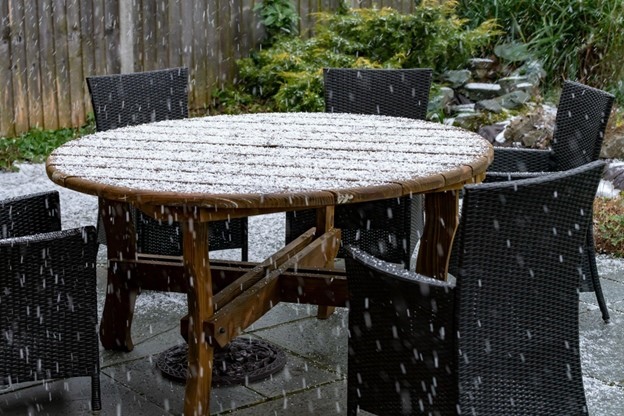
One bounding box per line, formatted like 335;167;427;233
0;226;98;262
484;170;549;183
345;246;454;289
488;147;553;173
0;191;62;238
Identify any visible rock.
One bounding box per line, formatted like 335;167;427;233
452;112;485;130
498;76;530;93
469;58;495;70
475;98;503;113
513;60;546;86
462;82;502;101
515;82;537;95
600;125;624;159
604;162;624;190
477;123;506;143
475;91;529;113
469;58;496;81
441;70;472;88
427;87;455;113
502;106;555;148
498;90;530;109
449;103;476;113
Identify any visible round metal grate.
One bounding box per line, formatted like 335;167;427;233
156;338;287;386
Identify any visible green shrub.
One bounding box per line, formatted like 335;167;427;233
214;1;500;113
594;196;624;257
253;0;300;45
0;118;95;172
457;0;624;97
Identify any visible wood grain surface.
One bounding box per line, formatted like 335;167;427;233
47;112;492;212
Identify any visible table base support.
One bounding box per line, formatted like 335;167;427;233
156;338;287;386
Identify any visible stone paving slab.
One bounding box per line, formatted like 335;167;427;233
0;375;167;416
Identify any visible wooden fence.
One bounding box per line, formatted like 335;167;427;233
0;0;420;138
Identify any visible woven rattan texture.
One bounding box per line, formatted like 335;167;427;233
552;81;615;171
0;219;101;410
344;247;456;415
484;81;613;322
0;191;61;238
86;67;189;132
87;68;248;260
285;68;432;265
136;211;248;259
488;80;614;174
345;161;604;415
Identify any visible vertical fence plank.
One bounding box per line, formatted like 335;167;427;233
238;0;255;63
7;0;29;134
0;0;16;137
133;0;144;70
36;0;58;130
298;0;312;38
218;0;235;88
104;0;120;73
155;0;169;69
24;0;44;128
66;0;86;126
3;0;423;136
92;0;108;75
119;0;136;73
141;0;157;70
168;0;183;68
80;0;96;117
53;0;72;130
180;0;195;106
192;0;209;108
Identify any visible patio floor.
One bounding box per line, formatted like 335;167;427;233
1;241;623;415
1;164;624;415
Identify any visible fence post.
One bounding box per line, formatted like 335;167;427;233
119;1;135;73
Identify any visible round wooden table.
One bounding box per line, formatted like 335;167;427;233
47;112;492;415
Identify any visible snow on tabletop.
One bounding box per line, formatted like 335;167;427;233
48;113;491;196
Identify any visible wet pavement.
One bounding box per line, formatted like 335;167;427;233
1;163;624;415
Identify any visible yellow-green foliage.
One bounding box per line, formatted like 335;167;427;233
214;2;500;113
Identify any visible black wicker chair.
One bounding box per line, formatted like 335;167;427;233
344;160;606;415
87;67;248;260
285;68;433;267
486;80;615;323
0;191;101;411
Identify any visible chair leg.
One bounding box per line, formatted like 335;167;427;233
241;218;249;262
587;230;610;323
91;373;102;411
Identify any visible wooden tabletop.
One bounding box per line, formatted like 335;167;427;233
46;112;492;211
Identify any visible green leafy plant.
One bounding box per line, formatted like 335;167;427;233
253;0;300;45
457;0;624;97
214;1;500;113
0;117;95;172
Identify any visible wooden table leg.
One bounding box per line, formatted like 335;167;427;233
183;220;214;416
415;190;459;280
301;206;339;319
99;198;139;351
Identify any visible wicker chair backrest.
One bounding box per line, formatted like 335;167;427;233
324;68;433;120
454;159;605;414
552;80;614;171
87;67;188;132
